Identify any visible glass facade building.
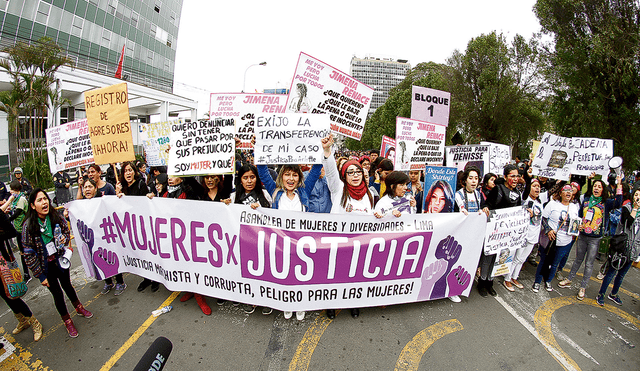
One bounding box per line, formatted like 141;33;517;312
0;0;182;93
349;56;411;117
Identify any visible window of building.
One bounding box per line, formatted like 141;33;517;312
155;26;168;43
108;0;118;15
89;0;99;5
131;11;139;27
166;35;172;48
35;1;50;25
147;50;154;64
170;11;176;25
97;63;107;74
154;0;161;13
102;29;111;47
0;0;8;12
126;39;134;57
71;15;83;37
150;24;156;38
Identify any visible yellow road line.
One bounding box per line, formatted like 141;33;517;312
534;296;640;371
288;310;340;371
561;268;639;299
0;331;49;371
99;291;180;371
394;319;463;371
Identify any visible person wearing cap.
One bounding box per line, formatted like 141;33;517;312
12;167;32;196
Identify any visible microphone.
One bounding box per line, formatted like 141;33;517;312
133;336;173;371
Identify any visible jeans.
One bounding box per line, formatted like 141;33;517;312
566;235;601;288
598;260;632;296
479;253;497;281
535;240;574;284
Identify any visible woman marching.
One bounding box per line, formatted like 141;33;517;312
559;175;622;300
23;189;93;338
322;134;375;319
374;171;417;218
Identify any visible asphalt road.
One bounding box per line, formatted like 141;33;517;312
1;240;638;371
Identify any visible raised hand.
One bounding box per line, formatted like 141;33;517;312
446;266;471;297
93;247;120;278
430;235;464;299
417;259;447;300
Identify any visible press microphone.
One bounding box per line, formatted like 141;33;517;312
133;336;173;371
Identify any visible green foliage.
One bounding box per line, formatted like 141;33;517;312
19;151;53;190
534;0;640;168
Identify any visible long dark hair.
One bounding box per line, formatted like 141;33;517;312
25;188;67;246
235;164;270;207
120;161;141;195
584;179;610;201
383;171;410;197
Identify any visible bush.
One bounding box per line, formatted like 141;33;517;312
19;153;53;190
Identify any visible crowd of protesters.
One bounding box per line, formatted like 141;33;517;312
2;135;639;340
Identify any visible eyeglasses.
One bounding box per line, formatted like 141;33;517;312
507;174;521;178
345;170;363;176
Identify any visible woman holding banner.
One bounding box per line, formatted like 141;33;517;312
374;171;417;217
322;134;375;319
559;176;622;300
77;164;115;199
257;159;323;321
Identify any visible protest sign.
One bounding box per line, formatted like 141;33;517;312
168;118;235;176
410;86;451;127
380;136;396;162
286;52;373;140
492;248;516;277
445;145;490;179
531;133;613;180
140;120;172;166
253;113;330;164
68;197;487;311
422;166;457;214
483;206;529;255
481;141;511;175
84;82;135;164
209;93;287;149
45;119;94;172
395;117;446;170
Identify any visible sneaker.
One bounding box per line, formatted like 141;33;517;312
607;294;623;306
503;280;515;292
326;309;336;319
101;283;114;295
558;279;572;288
64;319;78;338
195;295;212;315
114;283;126;296
243;305;255;314
216;299;225;306
531;283;540;293
180;292;194;302
296;311;305;321
556;271;564;281
544;282;553;292
261;307;272;315
577;288;585;301
150;282;160;292
232;302;240;306
137;279;152;292
284;311;293;319
75;304;93;318
596;293;605;306
511;279;524;289
596;272;605;280
487;283;497;297
448;295;461;303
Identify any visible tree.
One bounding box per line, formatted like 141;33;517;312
534;0;640;169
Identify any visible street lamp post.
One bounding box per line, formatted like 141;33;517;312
242;62;267;93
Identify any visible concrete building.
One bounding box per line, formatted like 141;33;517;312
0;0;197;180
349;55;411;117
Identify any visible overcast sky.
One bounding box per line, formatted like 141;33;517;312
172;0;543;118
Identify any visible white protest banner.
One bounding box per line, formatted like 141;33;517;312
483;205;529;255
45;119;94;172
531;133;613;180
286;52;373;140
395;117;446;170
209;93;287;149
168;118;235;176
140;120;172;166
380;136;396;162
481;141;512;175
68;197;487;311
410;86;451;127
445;145;490;179
254;113;331;164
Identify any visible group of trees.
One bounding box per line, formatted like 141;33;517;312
0;38;72;188
348;0;639;170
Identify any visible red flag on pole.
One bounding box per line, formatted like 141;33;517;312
115;44;125;79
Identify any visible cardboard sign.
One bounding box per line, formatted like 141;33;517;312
380;136;396;162
481;141;512;175
253;113;330;164
445;145;490;179
422;166;457;214
484;206;529;255
209;93;287;149
168;119;235;176
84;82;135;164
410;86;451;127
286;52;373;140
140;120;172;166
45;119;94;172
395;117;446;170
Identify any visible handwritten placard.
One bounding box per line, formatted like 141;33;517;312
45;119;94;172
254;113;330;164
140;120;172;166
83;82;135;164
410;86;451;127
168;119;235;176
395;117;446;170
445;145;490;179
483;206;529;255
481;141;512;175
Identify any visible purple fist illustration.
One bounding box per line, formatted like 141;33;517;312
77;219;94;249
446;266;471;297
417;259;447;300
430;235;463;299
93;247;120;279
